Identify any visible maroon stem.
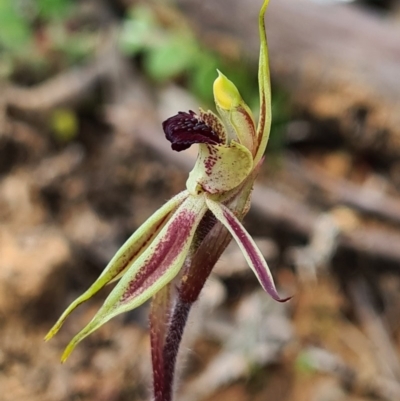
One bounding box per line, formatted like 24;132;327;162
160;300;191;401
151;220;233;401
179;222;232;303
151;322;165;401
150;285;172;401
150;176;256;401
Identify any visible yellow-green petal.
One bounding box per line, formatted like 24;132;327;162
214;71;256;153
213;70;242;110
44;190;189;342
186;142;253;195
60;195;207;362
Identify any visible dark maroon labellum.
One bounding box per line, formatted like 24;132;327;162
163;111;222;152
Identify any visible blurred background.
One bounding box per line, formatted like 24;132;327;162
1;0;400;400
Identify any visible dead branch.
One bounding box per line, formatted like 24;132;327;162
2;32;118;113
349;279;400;381
286;156;400;226
3;60;107;113
302;345;400;401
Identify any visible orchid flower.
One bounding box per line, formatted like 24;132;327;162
45;0;288;366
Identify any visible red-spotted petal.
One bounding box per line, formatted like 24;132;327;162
186;142;253;195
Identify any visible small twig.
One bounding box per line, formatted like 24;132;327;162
179;290;293;401
287;211;341;282
287;156;400;226
3;32;118;113
348;279;400;381
301;346;400;401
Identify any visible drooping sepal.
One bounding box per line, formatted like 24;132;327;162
60;195;208;362
44;191;189;342
205;198;290;302
186;142;253;195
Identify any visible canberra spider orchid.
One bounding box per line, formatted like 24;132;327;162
46;0;289;398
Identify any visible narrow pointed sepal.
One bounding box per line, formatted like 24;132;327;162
206;198;290;302
44;191;189;342
60;195;208;362
254;0;272;166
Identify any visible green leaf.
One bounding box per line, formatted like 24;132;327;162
119;6;158;55
37;0;72;20
144;34;196;82
189;53;220;104
0;1;32;50
295;351;316;375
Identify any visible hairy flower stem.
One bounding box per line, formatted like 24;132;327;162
150;284;173;401
149;163;259;401
159;300;191;401
150;189;250;401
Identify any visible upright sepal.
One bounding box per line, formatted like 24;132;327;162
60;195;208;362
205;198;290;302
254;0;272;165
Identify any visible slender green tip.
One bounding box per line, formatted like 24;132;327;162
61;340;77;363
44;325;59;342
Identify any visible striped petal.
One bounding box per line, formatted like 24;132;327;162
61;195;207;362
206;198;289;302
45;191;189;342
